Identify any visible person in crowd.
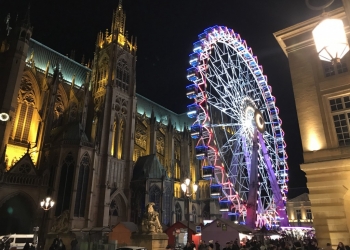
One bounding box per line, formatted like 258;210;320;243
58;239;66;250
215;241;220;250
198;240;207;250
4;239;10;250
191;241;196;250
0;239;4;250
233;240;240;250
23;242;30;250
326;243;333;250
70;238;78;250
184;242;193;250
337;243;346;250
223;242;231;250
53;236;60;248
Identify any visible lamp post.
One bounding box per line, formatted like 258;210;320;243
306;0;350;63
181;178;198;244
38;197;55;250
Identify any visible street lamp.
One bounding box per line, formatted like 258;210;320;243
38;197;55;250
40;197;55;210
181;178;198;244
306;0;350;63
0;113;9;121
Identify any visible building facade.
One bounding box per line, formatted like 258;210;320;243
286;193;313;227
274;1;350;247
0;1;217;237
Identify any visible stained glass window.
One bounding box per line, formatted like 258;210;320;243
74;152;90;217
149;185;161;212
175;202;182;222
56;152;75;216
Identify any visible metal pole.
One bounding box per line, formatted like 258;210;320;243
187;196;190;244
38;210;47;250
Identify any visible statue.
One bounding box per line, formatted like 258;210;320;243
141;202;162;233
51;210;70;233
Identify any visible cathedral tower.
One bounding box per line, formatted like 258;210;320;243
0;8;33;161
90;0;137;226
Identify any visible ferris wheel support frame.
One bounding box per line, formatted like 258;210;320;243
258;133;289;226
246;128;259;229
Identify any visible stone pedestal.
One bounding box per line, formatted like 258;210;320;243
131;233;168;250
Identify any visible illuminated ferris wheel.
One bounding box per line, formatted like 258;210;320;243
186;26;289;228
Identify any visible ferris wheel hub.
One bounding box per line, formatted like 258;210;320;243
254;109;266;133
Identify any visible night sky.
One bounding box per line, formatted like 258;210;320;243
1;0;344;199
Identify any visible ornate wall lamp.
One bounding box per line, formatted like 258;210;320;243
307;0;349;63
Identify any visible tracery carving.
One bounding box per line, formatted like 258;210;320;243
159;126;166;135
53;90;64;126
69;102;78;121
174;132;181;143
174;139;180;161
156;133;165;156
18;164;31;174
19;78;35;104
114;95;128;120
116;59;129;90
135;122;147;149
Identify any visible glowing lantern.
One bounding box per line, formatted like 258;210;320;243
0;113;9;121
312;19;349;62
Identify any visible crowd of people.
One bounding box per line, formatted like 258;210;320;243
172;237;350;250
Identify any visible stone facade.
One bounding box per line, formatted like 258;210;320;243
274;1;350;247
0;1;216;240
286;193;313;227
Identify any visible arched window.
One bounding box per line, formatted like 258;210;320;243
12;78;35;143
163;183;171;225
111;120;117;156
175;202;182;222
201;185;205;199
74;152;90;217
116;59;129;90
56;152;75;216
192;204;197;223
202;203;210;220
175;163;181;180
109;194;127;225
205;184;209;198
149;184;161;212
118;119;125;159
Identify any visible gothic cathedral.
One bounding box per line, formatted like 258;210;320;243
0;2;217;236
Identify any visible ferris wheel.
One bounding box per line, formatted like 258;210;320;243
186;25;289;228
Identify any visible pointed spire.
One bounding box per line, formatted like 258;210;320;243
70;50;75;60
118;0;123;10
45;60;50;77
5;13;12;36
23;4;31;27
151;107;155;119
71;75;76;92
